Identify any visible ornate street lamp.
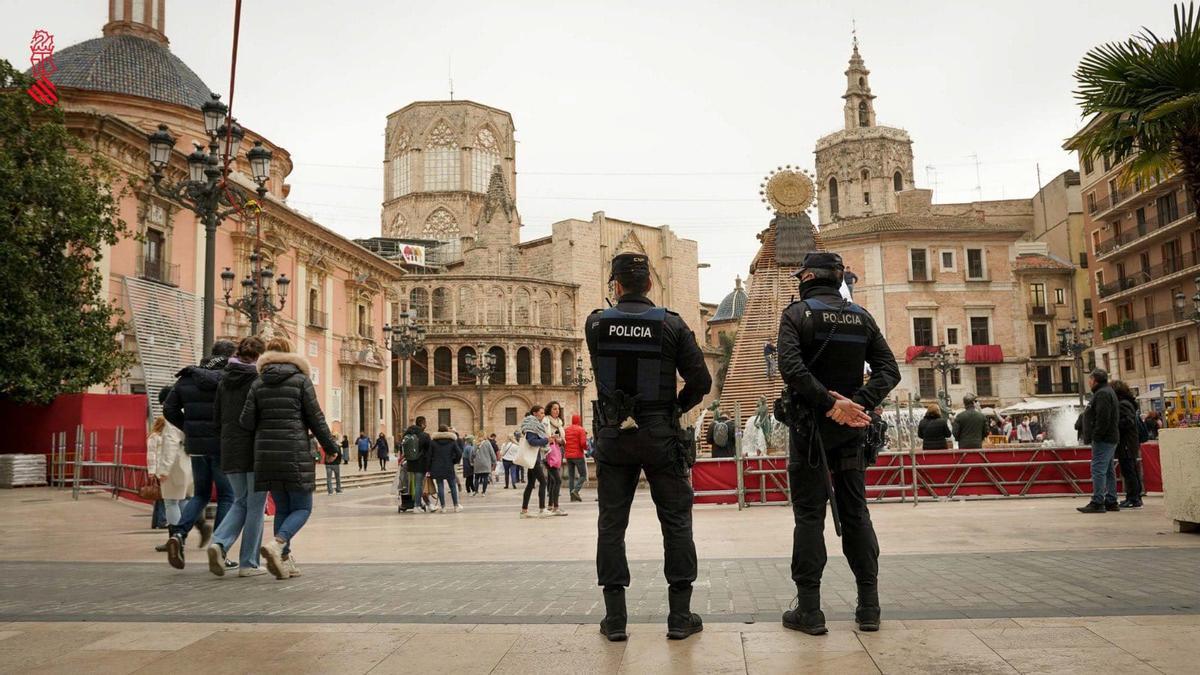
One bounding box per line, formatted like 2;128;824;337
384;311;426;429
220;251;289;337
567;355;593;421
145;92;269;354
1057;318;1093;406
465;346;498;434
923;345;960;414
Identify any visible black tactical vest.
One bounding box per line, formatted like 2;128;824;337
592;306;674;409
799;297;872;398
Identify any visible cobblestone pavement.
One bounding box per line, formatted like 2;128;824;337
1;547;1196;624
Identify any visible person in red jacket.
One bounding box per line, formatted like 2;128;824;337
564;414;589;502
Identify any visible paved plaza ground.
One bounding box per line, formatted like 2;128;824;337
0;481;1197;672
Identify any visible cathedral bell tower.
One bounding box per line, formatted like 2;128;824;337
814;36;915;226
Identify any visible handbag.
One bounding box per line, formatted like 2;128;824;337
422;474;436;497
546;442;563;469
138;481;162;501
514;434;539;469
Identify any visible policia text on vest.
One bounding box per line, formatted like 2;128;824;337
585;252;712;642
776;251;900;636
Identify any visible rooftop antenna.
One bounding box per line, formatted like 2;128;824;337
448;56;454;101
925;165;940;201
970;152;983;201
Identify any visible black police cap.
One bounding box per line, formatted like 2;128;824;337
791;251;845;278
610;252;650;281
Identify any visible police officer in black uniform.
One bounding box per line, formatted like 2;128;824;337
585;252;712;642
777;252;900;635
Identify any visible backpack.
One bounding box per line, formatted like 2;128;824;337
401;433;422;462
712;419;731;448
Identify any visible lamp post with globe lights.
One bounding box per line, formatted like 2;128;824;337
384;312;427;429
1057;318;1093;407
146;93;268;352
567;356;593;421
465;347;498;434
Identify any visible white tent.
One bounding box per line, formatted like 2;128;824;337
998;397;1082;415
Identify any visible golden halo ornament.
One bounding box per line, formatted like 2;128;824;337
759;166;815;215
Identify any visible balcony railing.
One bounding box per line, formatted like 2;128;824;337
1089;173;1174;219
1028;305;1055;320
135;255;179;287
339;342;385;369
1030;346;1065;359
1097;250;1200;298
357;323;375;340
1100;308;1191;340
1035;381;1080;395
1094;196;1196;257
308;308;327;329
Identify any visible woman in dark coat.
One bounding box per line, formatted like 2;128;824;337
917;404;952;450
427;426;463;512
240;337;339;580
375;433;390;471
207;335;268;577
1112;380;1144;508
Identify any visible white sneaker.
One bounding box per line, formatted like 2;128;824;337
284;556;301;578
206;544;227;577
238;566;268;577
454;505;463;513
520;511;533;519
259;539;287;580
554;510;569;517
538;509;550;518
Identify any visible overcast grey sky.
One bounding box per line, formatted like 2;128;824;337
1;0;1183;303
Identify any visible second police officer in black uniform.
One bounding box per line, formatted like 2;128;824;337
585;252;712;642
777;252;900;635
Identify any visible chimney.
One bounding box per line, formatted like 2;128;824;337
103;0;168;46
896;189;933;214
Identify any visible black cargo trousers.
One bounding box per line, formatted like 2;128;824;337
788;430;880;595
595;418;697;590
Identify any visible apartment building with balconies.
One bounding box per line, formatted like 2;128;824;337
1069;123;1200;396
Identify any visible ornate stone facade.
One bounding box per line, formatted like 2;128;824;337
814;42;915;225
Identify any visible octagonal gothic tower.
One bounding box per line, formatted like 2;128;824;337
814;39;915;226
381;101;517;261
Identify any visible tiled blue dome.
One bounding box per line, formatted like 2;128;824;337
42;34;212;109
711;280;747;323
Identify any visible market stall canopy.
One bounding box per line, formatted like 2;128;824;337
999;397;1082;415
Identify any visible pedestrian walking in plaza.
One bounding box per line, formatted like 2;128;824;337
917;404;951;450
402;417;433;512
428;426;463;512
520;407;551;518
501;432;519;488
340;435;350;464
148;400;191;553
1078;368;1121;514
163;340;237;570
1143;411;1161;439
586;253;712;642
375;432;390;471
1112;380;1144;509
776;252;899;635
952;394;987;449
544;401;567;515
240;337;339;581
206;335;270;578
324;437;344;495
484;433;503;485
462;436;476;495
472;431;495;495
564;413;588;501
356;433;371;471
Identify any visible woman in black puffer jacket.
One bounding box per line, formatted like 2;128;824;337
918;404;952;450
1111;380;1144;508
240;337;338;580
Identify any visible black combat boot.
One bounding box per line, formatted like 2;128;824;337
855;586;881;632
666;585;703;640
782;592;827;635
600;586;628;642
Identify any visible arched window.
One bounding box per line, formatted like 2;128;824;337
424;121;460;191
515;289;531;325
433;347;452;386
357;305;368;337
516;347;532;385
431;287;449;322
390;129;411;199
828;177;840;216
471;127;501;193
409;288;429;321
411;348;429;386
457;346;476;385
308;288;320;326
487;287;505;325
858;76;865;88
858;101;869;127
894;171;904;192
540;348;553;385
489;346;506;385
458;287;475;324
423;208;461;261
861;169;870;181
561;349;574;385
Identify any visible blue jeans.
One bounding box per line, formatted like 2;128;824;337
270;489;312;556
1090;441;1118;505
436;477;459;508
171;455;233;539
213;472;267;569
